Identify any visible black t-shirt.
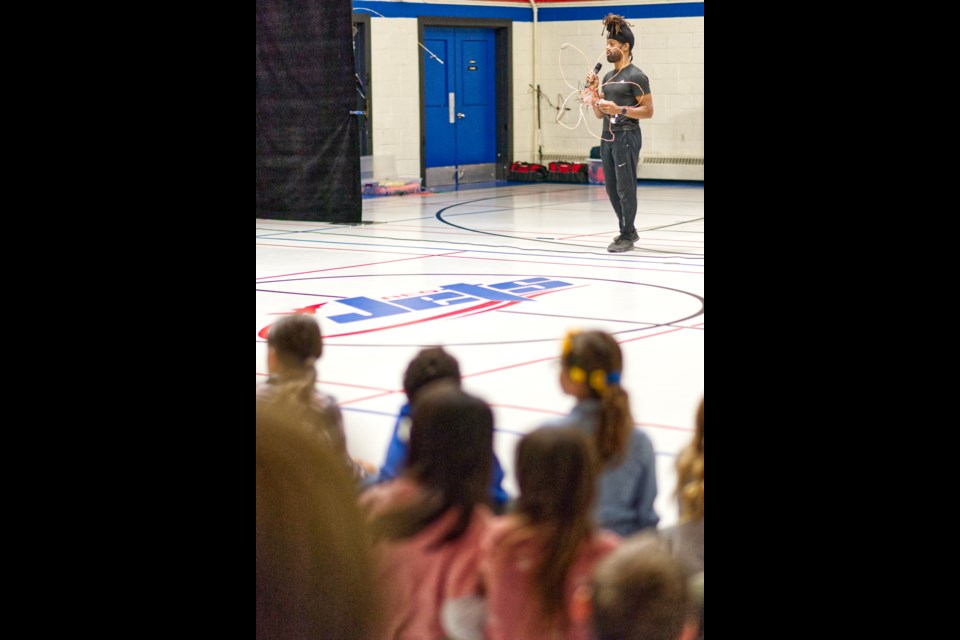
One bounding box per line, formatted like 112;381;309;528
600;64;651;131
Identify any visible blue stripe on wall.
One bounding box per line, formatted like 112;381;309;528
540;2;704;21
352;2;703;22
353;1;530;20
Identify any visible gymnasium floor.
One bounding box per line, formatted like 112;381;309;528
256;180;703;527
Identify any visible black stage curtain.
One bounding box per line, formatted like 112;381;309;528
256;0;360;222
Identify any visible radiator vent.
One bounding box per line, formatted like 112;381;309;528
539;152;589;163
642;155;704;166
538;152;705;166
536;152;704;181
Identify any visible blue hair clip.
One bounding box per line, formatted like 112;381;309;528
607;371;621;385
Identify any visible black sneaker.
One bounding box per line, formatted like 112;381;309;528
607;236;634;252
611;230;639;243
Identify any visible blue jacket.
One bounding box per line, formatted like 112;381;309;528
372;403;510;508
543;399;659;535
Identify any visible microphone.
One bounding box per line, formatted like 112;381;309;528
582;63;602;108
591;63;602;106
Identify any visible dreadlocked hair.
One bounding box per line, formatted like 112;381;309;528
675;397;704;523
602;13;634;36
562;330;633;467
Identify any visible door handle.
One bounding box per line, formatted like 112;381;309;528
456;113;466;119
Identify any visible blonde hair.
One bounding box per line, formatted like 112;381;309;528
674;397;704;522
256;403;381;640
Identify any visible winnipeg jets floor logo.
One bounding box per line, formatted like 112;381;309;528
259;277;577;339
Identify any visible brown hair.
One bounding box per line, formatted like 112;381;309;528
263;314;349;459
591;533;692;640
266;314;323;409
513;427;597;624
370;381;493;546
602;13;635;55
562;330;633;466
402;346;461;401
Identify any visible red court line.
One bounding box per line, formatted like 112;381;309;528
270;225;704;250
318;380;398;393
258;283;577;341
453;300;515;318
337;389;402;406
258;372;694;432
258;241;701;278
257;242;421;253
618;322;704;344
394;225;703;245
490;403;566;416
462;355;560;379
256;372;397;394
611;242;703;251
358;227;554;238
463;323;703;380
639;421;695;432
633;421;693;433
257;242;428;259
256;248;465;280
379;223;605;237
490;402;693;432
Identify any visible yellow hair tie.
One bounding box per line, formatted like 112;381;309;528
569;366;587;383
589;369;607;393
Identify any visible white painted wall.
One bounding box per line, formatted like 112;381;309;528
364;3;703;176
511;21;535;163
533;14;704;160
370;17;422;178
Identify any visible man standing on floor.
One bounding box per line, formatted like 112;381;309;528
585;14;654;253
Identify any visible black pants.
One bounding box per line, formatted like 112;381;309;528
600;128;642;236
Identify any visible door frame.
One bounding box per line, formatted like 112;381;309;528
351;11;373;155
417;17;512;185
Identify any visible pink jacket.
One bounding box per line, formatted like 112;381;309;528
481;516;621;640
361;478;492;640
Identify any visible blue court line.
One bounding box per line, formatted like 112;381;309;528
339;407;400;418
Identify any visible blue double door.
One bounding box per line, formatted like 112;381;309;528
423;27;496;188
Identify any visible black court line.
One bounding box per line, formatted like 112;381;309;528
433;192;704;256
